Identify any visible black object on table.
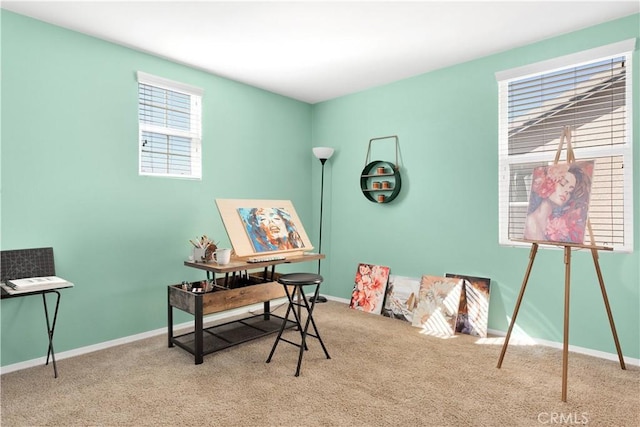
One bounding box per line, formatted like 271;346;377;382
266;273;331;376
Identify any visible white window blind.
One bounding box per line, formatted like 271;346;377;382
497;39;635;252
137;72;203;179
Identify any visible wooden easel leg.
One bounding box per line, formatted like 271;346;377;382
562;246;571;402
591;248;626;370
497;243;538;368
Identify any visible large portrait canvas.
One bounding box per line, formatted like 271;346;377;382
349;263;390;315
446;273;491;338
215;199;313;257
381;275;420;323
522;161;594;244
412;275;463;337
237;207;305;253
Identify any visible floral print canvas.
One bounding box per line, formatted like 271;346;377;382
381;275;420;323
522;161;594;244
349;263;390;315
412;275;464;337
446;273;491;338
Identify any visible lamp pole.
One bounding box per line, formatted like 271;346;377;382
312;147;334;304
317;157;327;275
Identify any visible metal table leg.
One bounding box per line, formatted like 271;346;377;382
42;290;61;378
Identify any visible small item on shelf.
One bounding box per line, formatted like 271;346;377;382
372;181;381;189
377;166;386;174
213;248;232;265
382;181;391;189
189;235;218;262
377;194;386;203
204;243;218;262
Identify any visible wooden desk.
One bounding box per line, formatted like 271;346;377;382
168;253;323;364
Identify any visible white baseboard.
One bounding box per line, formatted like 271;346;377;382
486;328;640;367
2;296;637;375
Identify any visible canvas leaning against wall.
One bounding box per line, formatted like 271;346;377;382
379;272;491;338
446;273;491;338
412;275;464;337
349;263;390;315
381;275;420;323
522;161;594;244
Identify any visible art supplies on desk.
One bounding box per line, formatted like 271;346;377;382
2;276;74;294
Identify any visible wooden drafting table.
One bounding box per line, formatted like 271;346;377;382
168;253;323;364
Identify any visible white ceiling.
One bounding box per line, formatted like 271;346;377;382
3;1;639;104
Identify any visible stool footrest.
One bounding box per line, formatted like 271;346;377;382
290;302;311;308
279;338;303;349
278;332;321;349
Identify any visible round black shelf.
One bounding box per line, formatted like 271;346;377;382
360;160;402;203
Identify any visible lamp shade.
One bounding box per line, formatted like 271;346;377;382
313;147;335;161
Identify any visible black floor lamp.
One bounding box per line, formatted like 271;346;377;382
312;146;335;303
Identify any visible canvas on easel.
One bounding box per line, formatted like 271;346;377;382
215;199;313;258
522;127;595;244
499;126;625;402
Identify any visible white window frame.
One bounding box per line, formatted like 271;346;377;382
137;71;203;179
497;39;635;252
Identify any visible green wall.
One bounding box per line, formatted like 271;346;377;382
1;10;638;368
0;11;313;366
312;14;639;360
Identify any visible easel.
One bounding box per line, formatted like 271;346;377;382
496;127;626;402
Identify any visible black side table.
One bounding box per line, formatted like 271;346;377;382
1;247;72;378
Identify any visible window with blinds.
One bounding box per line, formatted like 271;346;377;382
497;39;635;252
137;72;203;179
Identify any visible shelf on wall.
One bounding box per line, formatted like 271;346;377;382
360;135;402;204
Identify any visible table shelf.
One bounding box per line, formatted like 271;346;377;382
172;313;295;358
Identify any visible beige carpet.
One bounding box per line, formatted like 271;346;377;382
1;301;638;426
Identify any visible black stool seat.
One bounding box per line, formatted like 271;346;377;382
266;273;331;376
277;272;323;286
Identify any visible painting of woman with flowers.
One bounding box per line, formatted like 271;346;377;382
349;263;390;315
523;160;594;244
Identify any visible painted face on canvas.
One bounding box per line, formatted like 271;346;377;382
548;171;576;206
255;208;287;240
359;264;371;276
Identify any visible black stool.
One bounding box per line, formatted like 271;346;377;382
266;273;331;376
